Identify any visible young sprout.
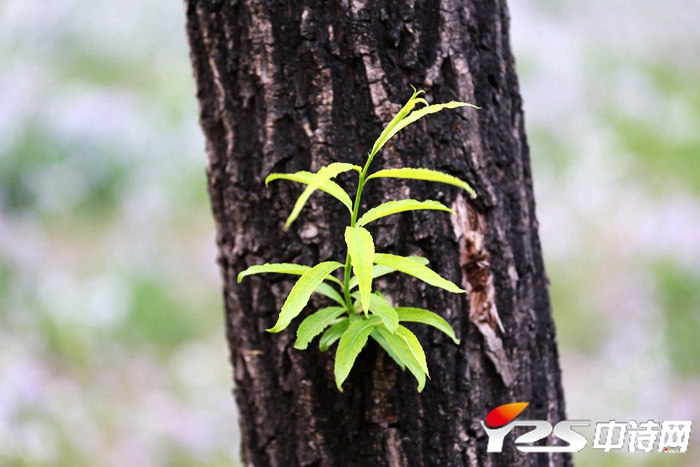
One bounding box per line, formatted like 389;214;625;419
238;88;478;392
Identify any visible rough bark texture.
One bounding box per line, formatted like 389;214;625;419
185;0;569;466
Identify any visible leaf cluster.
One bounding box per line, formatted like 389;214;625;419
239;88;477;391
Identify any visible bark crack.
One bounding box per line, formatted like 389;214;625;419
451;194;513;387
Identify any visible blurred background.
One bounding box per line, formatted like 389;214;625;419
0;0;697;466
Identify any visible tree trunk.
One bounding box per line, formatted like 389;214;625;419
185;0;569;466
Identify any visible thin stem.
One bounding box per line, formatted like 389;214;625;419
342;151;378;314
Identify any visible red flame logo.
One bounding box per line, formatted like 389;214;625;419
485;402;529;428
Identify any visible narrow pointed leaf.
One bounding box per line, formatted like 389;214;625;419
314;283;346;307
370;88;426;157
344;226;374;314
374;253;465;294
367;167;476;198
375;325;426;392
368;293;399;333
285;163;360;229
334;317;381;391
396;325;429;377
295;306;346;350
357;199;454;227
238;263;310;282
371;329;406;370
266;171;352;211
371;101;478;156
239;263;342;290
374;101;478;156
348;256;429;290
396;307;460;344
319;318;349;351
268;261;343;333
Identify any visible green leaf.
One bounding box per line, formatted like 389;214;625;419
295;306;347;350
396;325;429;376
284;163;360;230
375;325;427;392
314;283;346;307
371;329;405;370
367;167;476;198
268;261;343;333
237;263;310;282
239;263;342;289
319;318;349;351
368;293;399;333
348;256;429;290
370;87;428;157
357;199;454;227
396;307;460;344
344;226;374;314
334;317;381;391
373;253;465;294
373;101;478;157
266;171;353;212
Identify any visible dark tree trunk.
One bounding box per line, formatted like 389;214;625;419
185;0;569;466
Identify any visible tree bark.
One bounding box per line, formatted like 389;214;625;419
185;0;569;466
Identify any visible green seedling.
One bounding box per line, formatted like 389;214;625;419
238;88;478;391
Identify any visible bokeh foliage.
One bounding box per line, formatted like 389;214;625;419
0;0;237;466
